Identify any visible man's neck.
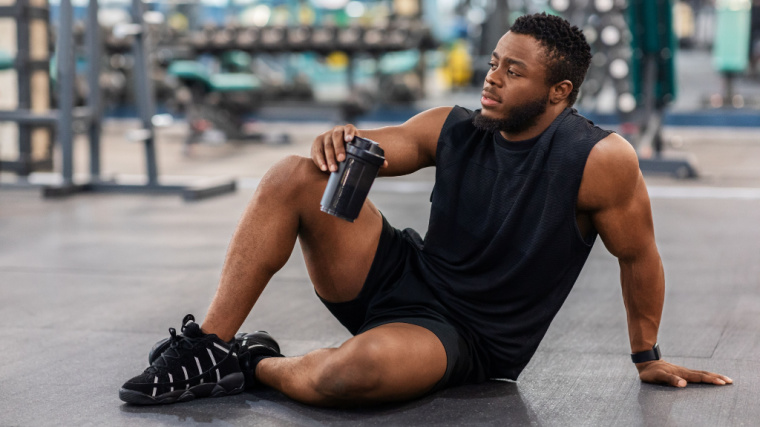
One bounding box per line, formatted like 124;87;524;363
500;103;568;141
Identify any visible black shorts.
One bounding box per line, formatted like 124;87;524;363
318;215;486;391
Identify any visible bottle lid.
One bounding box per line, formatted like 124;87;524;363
347;136;385;165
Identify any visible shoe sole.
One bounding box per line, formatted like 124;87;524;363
119;372;245;405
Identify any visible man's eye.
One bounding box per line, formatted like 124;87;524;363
507;69;518;76
488;62;496;69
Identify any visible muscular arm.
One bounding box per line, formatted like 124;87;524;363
311;107;452;177
578;133;732;387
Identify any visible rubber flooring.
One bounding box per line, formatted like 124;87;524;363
1;174;759;426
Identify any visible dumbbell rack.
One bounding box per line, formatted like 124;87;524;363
35;0;236;201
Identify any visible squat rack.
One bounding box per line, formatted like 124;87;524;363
0;0;54;177
1;0;236;201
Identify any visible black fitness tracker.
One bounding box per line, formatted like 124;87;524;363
631;343;661;363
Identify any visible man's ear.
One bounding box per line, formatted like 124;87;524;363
550;80;573;104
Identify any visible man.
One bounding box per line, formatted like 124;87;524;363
120;13;732;407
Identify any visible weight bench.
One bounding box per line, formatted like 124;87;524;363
167;59;266;146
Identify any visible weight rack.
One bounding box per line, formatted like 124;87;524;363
1;0;236;201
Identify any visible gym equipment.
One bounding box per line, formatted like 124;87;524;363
310;25;338;54
0;0;55;179
40;0;235;201
287;25;313;52
167;58;266;146
0;50;13;70
713;0;752;103
629;0;697;179
235;27;261;50
94;17;436;127
260;26;287;52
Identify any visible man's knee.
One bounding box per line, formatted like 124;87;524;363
257;155;324;201
313;341;386;400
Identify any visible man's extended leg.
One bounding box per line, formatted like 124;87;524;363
257;323;447;407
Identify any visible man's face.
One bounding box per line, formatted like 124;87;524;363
474;32;552;136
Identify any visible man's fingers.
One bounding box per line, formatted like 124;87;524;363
693;370;732;385
640;362;733;388
681;370;715;384
324;134;338;172
699;370;733;384
312;140;327;171
670;374;687;388
339;125;356;162
313;125;356;172
654;371;687;387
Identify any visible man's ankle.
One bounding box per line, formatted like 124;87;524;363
200;324;235;342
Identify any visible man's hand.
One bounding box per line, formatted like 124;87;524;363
636;360;733;388
310;124;389;173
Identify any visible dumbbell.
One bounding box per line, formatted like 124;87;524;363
311;25;338;55
191;24;217;52
287;25;312;52
260;26;287;52
363;25;386;55
336;25;364;53
384;21;411;51
212;24;239;52
236;27;260;51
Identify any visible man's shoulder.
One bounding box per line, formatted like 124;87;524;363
421;105;476;132
438;105;479;137
405;105;477;142
587;133;638;168
578;133;640;210
562;108;615;138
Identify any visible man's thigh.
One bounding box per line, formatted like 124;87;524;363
334;322;447;401
297;185;384;303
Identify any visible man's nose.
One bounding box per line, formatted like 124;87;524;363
485;70;502;88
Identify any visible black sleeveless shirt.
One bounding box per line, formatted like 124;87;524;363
415;106;612;380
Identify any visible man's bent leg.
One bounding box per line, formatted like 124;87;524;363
201;155;383;341
256;323;448;407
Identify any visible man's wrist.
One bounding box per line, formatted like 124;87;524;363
631;342;661;364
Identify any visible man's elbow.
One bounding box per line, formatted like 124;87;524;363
616;242;662;268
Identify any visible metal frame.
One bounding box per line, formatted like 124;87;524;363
637;54;698;179
0;0;54;177
37;0;236;201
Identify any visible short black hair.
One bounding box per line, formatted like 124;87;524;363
509;12;592;106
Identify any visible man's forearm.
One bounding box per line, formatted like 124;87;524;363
619;245;665;353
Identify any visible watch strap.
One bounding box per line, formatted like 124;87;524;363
631;343;661;363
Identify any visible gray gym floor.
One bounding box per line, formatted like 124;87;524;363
1;122;759;426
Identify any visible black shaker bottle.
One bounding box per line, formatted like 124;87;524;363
320;136;385;222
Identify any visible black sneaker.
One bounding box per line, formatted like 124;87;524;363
235;331;283;389
119;315;245;405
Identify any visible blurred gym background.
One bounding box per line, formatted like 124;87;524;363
1;0;759;198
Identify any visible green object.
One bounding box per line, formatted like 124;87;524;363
168;60;260;92
0;50;14;71
628;0;678;107
378;50;419;74
713;0;751;73
221;51;253;73
209;73;260;92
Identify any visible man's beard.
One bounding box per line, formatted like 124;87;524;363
473;93;549;135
